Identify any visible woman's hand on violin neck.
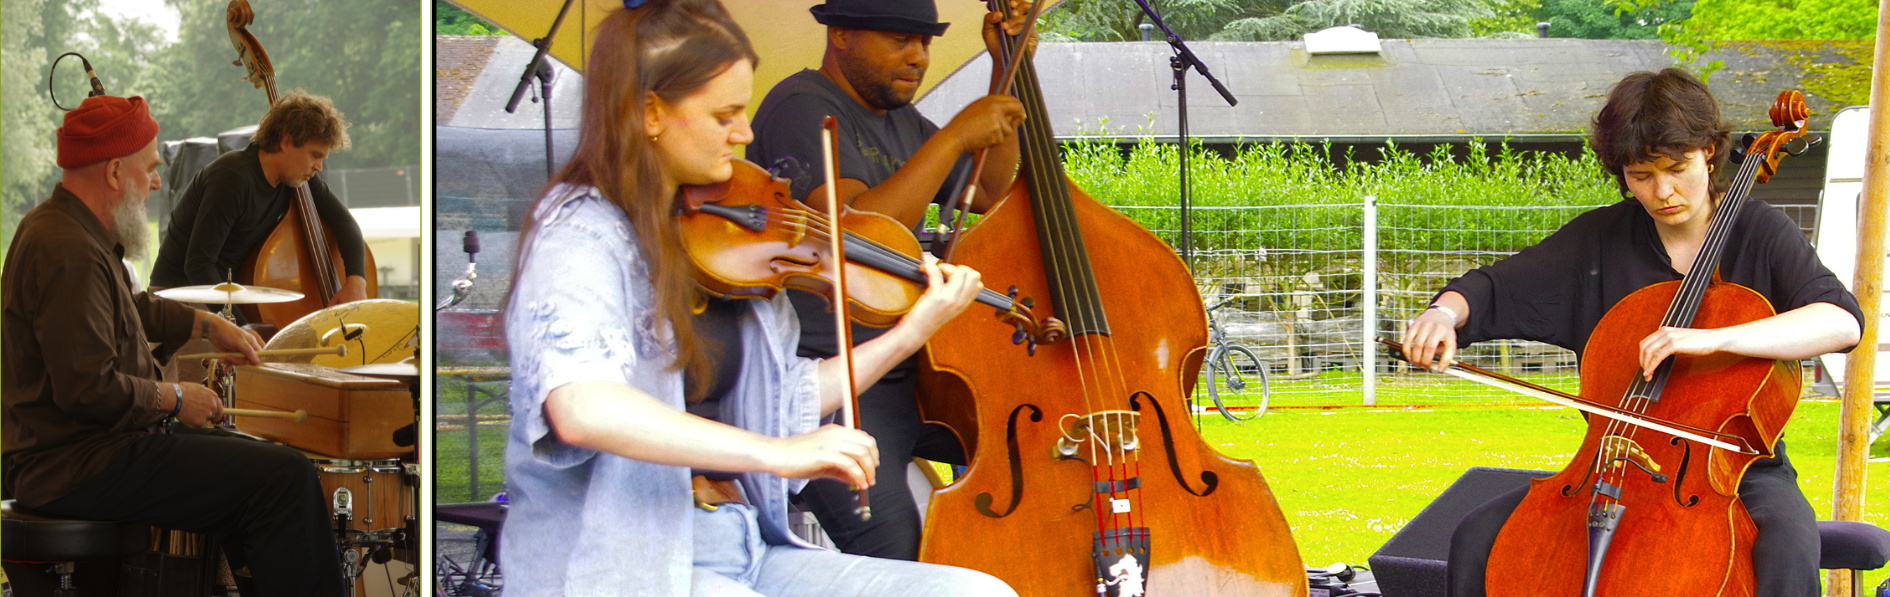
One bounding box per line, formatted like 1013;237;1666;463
765;425;880;488
902;254;983;339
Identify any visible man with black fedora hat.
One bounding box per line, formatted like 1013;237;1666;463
2;94;344;597
748;0;1033;561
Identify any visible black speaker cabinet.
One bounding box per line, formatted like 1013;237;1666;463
1368;466;1552;597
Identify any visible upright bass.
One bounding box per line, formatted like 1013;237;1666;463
914;1;1307;594
225;0;377;329
1484;91;1820;597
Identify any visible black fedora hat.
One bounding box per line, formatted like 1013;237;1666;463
810;0;950;36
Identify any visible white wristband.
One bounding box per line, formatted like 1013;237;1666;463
1426;304;1460;326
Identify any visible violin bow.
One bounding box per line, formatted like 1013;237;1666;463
936;0;1045;262
1377;339;1756;454
821;116;872;520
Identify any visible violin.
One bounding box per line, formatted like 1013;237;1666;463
675;157;1062;346
911;1;1308;594
1482;90;1821;597
225;0;378;328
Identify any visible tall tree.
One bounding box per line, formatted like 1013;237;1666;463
1535;0;1694;39
146;0;421;171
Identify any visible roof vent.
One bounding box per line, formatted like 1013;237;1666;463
1305;26;1381;55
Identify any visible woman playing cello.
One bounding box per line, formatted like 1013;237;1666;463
500;1;1016;595
1399;68;1862;597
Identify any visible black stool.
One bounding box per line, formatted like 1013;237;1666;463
1;500;150;597
1818;520;1890;597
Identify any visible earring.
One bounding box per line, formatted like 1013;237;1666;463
651;134;659;143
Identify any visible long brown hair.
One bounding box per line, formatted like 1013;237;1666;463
515;0;757;396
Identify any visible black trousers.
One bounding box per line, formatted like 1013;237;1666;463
1448;440;1820;597
34;427;344;597
798;375;967;560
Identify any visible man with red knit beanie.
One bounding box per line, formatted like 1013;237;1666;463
2;95;345;597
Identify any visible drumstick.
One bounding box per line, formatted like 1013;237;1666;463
178;345;347;360
224;408;308;423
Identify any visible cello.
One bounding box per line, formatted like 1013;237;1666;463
1483;91;1821;597
913;1;1308;594
224;0;377;329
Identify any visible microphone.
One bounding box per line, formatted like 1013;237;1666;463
79;55;104;97
48;52;106;111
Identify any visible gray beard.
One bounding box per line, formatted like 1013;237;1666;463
112;188;150;263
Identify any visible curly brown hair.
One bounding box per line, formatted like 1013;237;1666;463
252;89;352;153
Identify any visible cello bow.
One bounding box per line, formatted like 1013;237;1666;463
1377;339;1756;454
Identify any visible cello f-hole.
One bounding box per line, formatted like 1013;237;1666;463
975;404;1043;519
1132;391;1219;498
1669;437;1701;507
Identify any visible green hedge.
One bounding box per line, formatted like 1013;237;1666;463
1063;137;1622;254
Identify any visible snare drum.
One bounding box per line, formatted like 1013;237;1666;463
306;455;414;535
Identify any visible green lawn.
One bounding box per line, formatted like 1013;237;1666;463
1203;398;1890;591
435;377;1890;591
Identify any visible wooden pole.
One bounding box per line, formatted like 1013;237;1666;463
1827;4;1890;594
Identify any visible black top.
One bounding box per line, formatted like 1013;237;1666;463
1442;198;1864;358
685;295;746;481
151;144;367;290
747;69;972;369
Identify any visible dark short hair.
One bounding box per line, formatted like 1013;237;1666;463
1590;68;1732;197
253;89;351;153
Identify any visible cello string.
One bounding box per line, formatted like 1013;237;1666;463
1600;141;1769;484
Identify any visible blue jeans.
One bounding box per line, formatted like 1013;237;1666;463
691;503;1016;597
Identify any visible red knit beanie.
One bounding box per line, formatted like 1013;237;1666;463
57;95;160;169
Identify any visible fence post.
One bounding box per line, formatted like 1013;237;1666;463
1362;196;1378;406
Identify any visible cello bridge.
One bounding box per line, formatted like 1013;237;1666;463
1599;435;1660;474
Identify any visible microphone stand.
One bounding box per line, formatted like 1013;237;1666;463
1127;0;1237;272
505;0;576;181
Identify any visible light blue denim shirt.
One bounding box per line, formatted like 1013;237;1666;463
503;185;825;597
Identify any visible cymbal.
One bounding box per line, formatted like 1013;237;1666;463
341;361;419;378
156;282;304;305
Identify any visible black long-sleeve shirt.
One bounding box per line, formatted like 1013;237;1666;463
1442;198;1863;358
150;144;366;289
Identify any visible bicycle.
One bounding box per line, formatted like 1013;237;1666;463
1197;296;1271;421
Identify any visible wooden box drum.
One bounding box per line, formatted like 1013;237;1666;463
234;363;412;459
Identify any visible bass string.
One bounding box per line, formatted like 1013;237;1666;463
1012;47;1154;545
1002;38;1140;544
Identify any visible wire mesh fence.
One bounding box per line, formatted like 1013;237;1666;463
1126;200;1610;407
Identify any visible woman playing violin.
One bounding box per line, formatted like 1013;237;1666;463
501;1;1015;595
1400;68;1862;597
